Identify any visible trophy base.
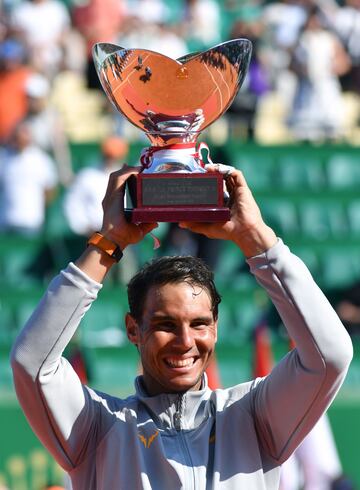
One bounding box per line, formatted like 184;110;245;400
126;207;230;223
125;172;230;223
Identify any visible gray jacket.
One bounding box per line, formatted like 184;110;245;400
10;240;353;489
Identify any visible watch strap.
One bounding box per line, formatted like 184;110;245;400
87;232;123;262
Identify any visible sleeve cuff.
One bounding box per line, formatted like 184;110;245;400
246;238;289;272
61;262;103;295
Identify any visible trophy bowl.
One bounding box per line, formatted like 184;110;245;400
93;39;252;222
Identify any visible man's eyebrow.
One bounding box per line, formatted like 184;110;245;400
151;314;175;321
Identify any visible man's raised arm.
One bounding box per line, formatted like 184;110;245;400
10;165;158;470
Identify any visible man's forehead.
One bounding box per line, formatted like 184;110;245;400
143;281;212;310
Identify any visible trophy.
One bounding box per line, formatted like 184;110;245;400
92;39;252;222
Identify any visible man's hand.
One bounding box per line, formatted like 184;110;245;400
75;165;158;282
179;164;277;257
100;165;158;250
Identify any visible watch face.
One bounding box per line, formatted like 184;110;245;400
112;247;123;262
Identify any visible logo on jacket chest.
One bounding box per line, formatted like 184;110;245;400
138;430;159;448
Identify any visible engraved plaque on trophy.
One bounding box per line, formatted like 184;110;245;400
93;39;252;222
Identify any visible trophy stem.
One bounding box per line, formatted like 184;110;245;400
140;142;213;174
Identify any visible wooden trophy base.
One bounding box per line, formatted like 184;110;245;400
125;172;230;223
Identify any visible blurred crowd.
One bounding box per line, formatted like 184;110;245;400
1;0;360;252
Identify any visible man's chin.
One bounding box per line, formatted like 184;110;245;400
142;368;204;395
164;374;203;393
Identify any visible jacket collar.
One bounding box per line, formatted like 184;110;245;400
134;373;214;430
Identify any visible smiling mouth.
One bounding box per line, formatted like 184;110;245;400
164;357;197;368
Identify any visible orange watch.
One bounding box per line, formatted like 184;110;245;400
87;232;123;262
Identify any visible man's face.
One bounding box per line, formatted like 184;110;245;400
126;282;217;395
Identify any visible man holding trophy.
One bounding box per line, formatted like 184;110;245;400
11;41;352;489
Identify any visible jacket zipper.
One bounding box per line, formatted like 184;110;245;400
174;394;195;489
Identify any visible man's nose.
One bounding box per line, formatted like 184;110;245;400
174;325;194;349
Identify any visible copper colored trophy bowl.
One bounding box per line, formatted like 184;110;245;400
93;40;252;146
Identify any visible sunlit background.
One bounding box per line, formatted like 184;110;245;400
0;0;360;488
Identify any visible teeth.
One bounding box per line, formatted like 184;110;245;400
166;358;194;368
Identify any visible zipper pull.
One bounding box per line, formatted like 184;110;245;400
174;412;181;431
174;394;184;430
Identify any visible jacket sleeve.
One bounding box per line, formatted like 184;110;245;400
247;239;353;463
10;263;108;471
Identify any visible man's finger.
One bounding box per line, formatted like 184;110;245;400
102;165;141;210
228;169;248;188
205;163;235;175
102;165;128;207
111;165;142;192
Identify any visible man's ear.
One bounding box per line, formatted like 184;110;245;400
125;313;140;345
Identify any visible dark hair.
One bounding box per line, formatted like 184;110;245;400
127;255;221;322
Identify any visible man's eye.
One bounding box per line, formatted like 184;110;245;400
191;322;207;329
156;322;175;330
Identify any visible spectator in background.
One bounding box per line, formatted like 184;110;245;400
261;0;308;90
322;0;360;95
287;6;350;141
181;0;222;50
0;4;13;45
335;280;360;337
72;0;127;90
24;73;73;185
0;38;32;144
262;0;308;51
118;0;187;60
0;121;58;235
126;0;169;26
64;136;128;237
227;17;270;140
9;0;70;77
